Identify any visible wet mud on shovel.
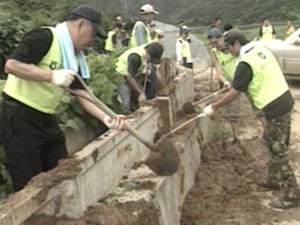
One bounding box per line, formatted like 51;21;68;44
145;113;207;175
67;74;180;176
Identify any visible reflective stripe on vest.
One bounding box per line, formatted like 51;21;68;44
129;21;152;47
116;45;147;76
211;48;238;82
105;31;116;51
240;44;288;109
4;27;64;114
261;26;273;40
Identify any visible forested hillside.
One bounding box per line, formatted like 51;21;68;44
86;0;300;25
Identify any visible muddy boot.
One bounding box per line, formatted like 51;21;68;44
271;178;300;209
270;197;300;209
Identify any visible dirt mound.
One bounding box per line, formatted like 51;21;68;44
181;139;277;225
25;200;160;225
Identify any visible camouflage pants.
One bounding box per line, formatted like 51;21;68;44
264;112;300;200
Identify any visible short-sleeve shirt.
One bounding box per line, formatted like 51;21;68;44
127;53;142;77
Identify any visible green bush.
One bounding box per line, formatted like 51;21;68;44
0;18;25;78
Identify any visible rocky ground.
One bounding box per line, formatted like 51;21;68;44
181;67;300;225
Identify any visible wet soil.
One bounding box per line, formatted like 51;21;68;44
25;200;160;225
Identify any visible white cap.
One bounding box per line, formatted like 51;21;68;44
155;29;163;36
140;4;159;15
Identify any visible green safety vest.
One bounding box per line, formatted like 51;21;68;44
261;25;274;40
178;37;192;60
105;31;116;51
4;27;64;114
240;44;288;109
116;45;147;76
129;21;152;47
211;48;238;82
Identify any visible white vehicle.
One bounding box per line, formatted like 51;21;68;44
260;29;300;77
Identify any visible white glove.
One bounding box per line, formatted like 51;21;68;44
203;105;215;116
103;115;126;130
51;69;76;87
138;93;147;105
223;80;231;88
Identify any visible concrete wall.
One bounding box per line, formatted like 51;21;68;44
0;62;211;225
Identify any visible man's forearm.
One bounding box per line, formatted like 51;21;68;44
5;59;53;82
211;88;240;111
126;75;143;94
75;89;106;121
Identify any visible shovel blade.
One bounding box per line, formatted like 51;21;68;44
145;137;180;176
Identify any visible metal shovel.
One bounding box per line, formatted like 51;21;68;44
67;74;180;176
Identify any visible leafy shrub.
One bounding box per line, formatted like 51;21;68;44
0;18;25;78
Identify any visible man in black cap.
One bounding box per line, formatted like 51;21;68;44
0;5;125;191
115;42;163;114
203;30;300;209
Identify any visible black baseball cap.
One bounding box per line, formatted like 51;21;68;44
70;5;107;39
146;42;164;65
224;30;249;46
207;27;222;40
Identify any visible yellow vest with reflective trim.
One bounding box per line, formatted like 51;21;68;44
4;27;64;114
178;37;192;60
116;45;146;76
211;48;238;82
130;21;152;47
261;25;273;40
240;44;288;109
105;31;116;51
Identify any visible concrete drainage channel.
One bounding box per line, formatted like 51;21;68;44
0;60;211;225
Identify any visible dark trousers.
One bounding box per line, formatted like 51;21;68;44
183;57;193;69
145;65;157;100
0;97;67;191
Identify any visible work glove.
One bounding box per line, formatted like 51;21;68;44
138;93;147;106
203;104;215;116
103;115;126;130
51;69;76;87
223;80;231;89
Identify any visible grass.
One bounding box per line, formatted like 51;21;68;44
192;21;300;44
211;115;229;142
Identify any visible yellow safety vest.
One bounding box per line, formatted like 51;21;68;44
4;27;64;114
105;31;116;52
261;25;274;40
178;37;192;60
129;21;152;47
211;48;238;82
286;26;295;37
240;44;288;109
116;45;147;76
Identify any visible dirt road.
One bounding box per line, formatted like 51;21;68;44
181;68;300;225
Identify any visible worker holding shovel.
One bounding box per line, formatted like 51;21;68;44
208;27;240;142
116;42;164;114
203;30;300;209
0;5;125;192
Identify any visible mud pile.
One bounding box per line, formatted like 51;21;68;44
25;200;160;225
180;138;278;225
